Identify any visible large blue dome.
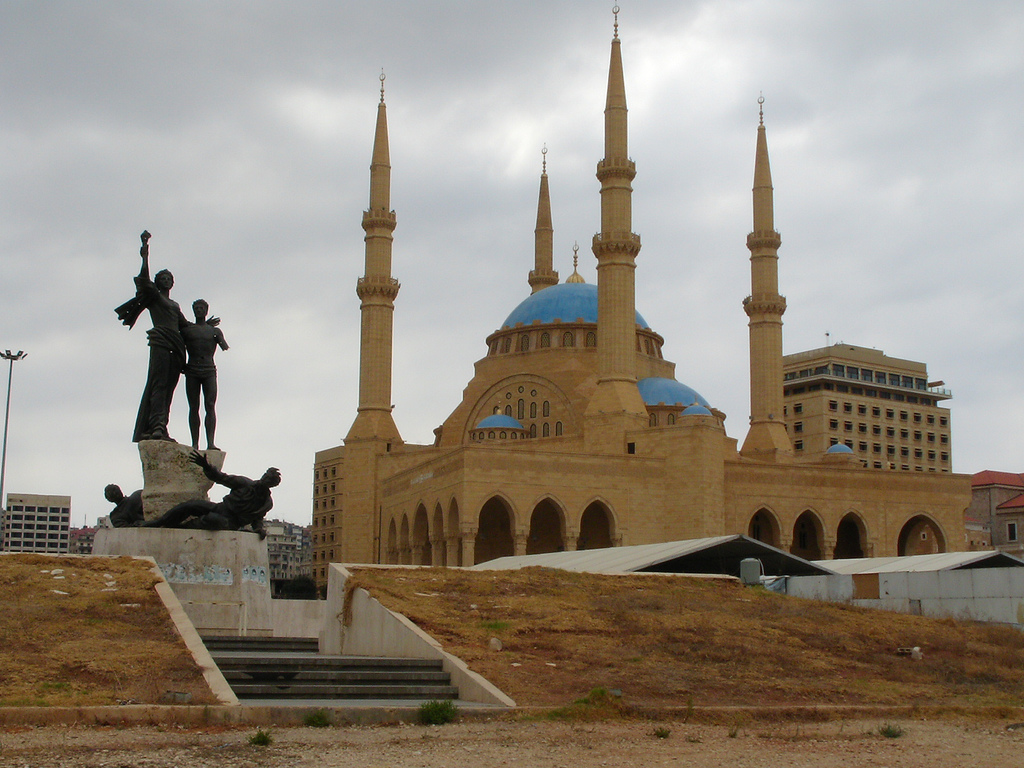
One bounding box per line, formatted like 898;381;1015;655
637;377;711;408
502;283;650;329
475;414;524;429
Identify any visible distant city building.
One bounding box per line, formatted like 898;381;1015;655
968;471;1024;556
782;344;952;473
68;526;98;555
264;519;312;585
2;494;71;553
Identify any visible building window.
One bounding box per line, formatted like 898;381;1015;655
843;402;853;413
543;400;550;417
1009;522;1018;542
650;413;658;427
793;403;803;414
886;427;895;438
585;331;597;347
858;423;867;434
540;332;551;348
794;440;804;451
542;422;550;437
519;334;530;352
555;421;563;436
858;404;867;415
829;419;839;430
828;401;838;411
844;421;853;432
562;332;575;347
886;409;894;419
530;401;537;419
794;422;803;433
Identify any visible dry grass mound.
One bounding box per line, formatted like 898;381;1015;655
347;566;1024;709
0;553;216;707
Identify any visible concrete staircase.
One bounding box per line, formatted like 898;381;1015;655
202;636;459;705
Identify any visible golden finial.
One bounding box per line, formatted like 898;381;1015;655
566;241;585;283
541;144;548;174
758;92;764;125
613;4;620;39
380;69;386;104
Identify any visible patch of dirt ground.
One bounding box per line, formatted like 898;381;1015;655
0;553;216;707
347;566;1024;710
4;718;1024;767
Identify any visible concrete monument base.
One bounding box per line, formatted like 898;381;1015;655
137;441;225;519
94;527;272;637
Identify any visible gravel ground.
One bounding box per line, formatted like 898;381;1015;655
3;717;1024;768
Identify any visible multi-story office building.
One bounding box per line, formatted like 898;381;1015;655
68;526;98;554
782;345;952;472
1;494;72;553
264;519;312;584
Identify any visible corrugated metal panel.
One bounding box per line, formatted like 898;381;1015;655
471;536;740;573
816;551;1024;574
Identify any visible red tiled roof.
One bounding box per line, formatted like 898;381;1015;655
972;470;1024;488
997;493;1024;510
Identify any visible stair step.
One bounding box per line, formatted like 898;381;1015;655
201;636;458;704
229;683;459;699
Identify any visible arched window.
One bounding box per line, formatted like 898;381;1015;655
562;332;575;347
519;334;530;352
539;332;551;348
504;405;513;417
585;331;597;347
501;337;511;353
499;431;507;439
517;399;525;420
529;423;537;438
488;431;495;439
542;422;550;437
644;338;653;354
649;413;658;427
555;421;563;436
667;413;676;425
543;401;550;417
489;341;498;355
530;401;537;418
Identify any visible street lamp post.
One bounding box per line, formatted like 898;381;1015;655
0;350;27;518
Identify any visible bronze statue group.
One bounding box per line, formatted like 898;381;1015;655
110;231;279;538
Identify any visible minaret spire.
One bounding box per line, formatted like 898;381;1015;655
347;71;402;444
584;5;648;447
529;145;558;293
741;96;792;461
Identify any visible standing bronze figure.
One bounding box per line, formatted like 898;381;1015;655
115;231;189;442
182;299;229;450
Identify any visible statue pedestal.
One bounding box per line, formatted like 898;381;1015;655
94;528;272;637
137;441;225;519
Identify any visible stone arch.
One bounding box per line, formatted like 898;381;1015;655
412;504;431;565
578;500;615;550
386;518;399;564
527;497;566;555
748;507;781;548
432;503;446;567
475;496;515;565
790;510;824;561
447;498;462;567
399;514;411;565
898;514;947;556
834;512;868;559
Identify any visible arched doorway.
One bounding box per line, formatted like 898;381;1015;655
399;515;411;565
790;510;824;560
834;512;867;559
527;498;565;555
386;518;398;564
448;499;462;567
898;515;946;556
748;508;781;547
432;503;446;566
475;497;515;565
578;501;614;550
413;505;431;565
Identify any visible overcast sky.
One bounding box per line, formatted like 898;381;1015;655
2;1;1022;528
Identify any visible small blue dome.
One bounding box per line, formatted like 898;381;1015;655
681;404;712;416
475;414;525;430
502;283;650;329
826;443;854;454
637;377;711;408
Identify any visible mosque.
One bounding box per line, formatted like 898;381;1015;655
311;15;970;581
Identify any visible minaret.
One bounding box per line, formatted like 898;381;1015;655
584;6;648;446
346;72;402;444
529;146;558;293
740;97;792;460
